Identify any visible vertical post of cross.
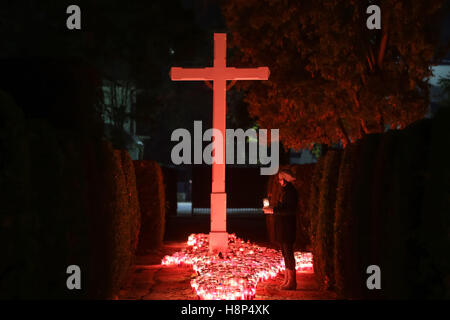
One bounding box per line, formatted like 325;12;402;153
209;33;228;254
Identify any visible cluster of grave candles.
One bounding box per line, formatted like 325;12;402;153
161;233;313;300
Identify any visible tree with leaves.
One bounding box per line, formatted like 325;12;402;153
222;0;447;149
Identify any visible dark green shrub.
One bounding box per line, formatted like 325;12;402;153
0;91;36;298
373;120;430;299
352;134;381;298
119;151;141;261
419;109;449;298
0;90;30;217
313;149;342;290
308;158;326;258
333;134;381;298
134;160;166;252
26;119;74;299
290;164;316;251
369;129;400;299
85;143;141;299
332;120;434;299
84;139;112;299
109;149;141;298
334;140;362;298
161;166;178;217
0;61;141;299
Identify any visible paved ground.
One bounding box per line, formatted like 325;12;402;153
119;241;338;300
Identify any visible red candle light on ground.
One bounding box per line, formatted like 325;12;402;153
161;233;313;300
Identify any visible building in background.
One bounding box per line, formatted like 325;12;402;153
101;79;145;160
428;59;450;118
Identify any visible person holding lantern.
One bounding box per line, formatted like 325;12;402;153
263;168;298;290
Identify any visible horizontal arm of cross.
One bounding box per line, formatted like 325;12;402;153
225;67;270;80
170;67;270;81
170;67;214;81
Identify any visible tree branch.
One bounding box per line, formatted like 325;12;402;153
333;104;351;145
227;80;237;90
377;33;388;68
367;54;374;72
204;80;213;89
360;118;369;135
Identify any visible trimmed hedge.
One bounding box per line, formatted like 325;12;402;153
313;149;342;290
352;134;382;298
27;119;82;299
134;160;166;253
104;148;141;298
161;166;178;217
82;141;142;299
0;90;141;299
265;112;449;299
334;140;363;298
290;164;316;250
368;129;399;300
312;113;450;299
308;156;326;259
119;151;141;261
0;91;35;298
332;134;381;298
420;107;450;299
374;119;431;299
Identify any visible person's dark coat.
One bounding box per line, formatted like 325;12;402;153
273;182;298;244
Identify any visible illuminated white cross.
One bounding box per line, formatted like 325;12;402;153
170;33;270;253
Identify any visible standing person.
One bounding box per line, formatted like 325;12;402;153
263;169;298;290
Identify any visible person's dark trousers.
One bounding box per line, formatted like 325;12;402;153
281;242;296;270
